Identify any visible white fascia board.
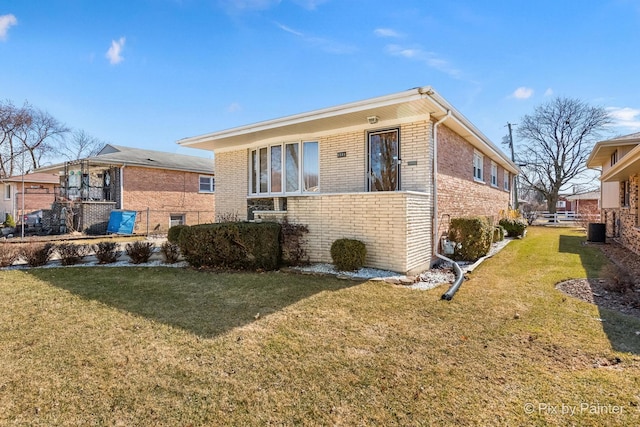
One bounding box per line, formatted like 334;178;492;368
178;87;432;147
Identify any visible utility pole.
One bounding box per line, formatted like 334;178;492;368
507;123;519;209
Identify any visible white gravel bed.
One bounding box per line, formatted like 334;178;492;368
293;237;514;291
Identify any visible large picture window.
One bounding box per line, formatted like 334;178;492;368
250;141;319;196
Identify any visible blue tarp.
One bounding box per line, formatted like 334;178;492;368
107;210;137;234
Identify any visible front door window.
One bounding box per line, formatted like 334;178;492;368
369;129;399;191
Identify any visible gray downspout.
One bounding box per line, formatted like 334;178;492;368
428;107;465;301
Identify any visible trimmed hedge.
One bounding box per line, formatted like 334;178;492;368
447;216;493;261
499;218;527;237
178;222;281;270
167;224;189;244
493;225;505;242
331;238;366;271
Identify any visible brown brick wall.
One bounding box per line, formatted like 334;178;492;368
121;166;215;232
15;184;57;217
603;173;640;255
437;124;511;223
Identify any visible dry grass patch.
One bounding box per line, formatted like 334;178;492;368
0;227;639;425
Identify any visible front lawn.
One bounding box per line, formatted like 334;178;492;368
1;227;639;425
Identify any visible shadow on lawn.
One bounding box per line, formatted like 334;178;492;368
27;267;363;339
559;235;640;354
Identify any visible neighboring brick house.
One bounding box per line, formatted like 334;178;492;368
565;190;601;221
35;144;215;234
179;87;519;273
587;132;640;254
0;172;59;223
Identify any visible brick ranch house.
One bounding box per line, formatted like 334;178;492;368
565;190;601;221
0;172;59;223
35;144;215;234
179;86;519;274
587;132;640;254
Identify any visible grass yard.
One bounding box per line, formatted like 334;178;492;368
1;226;639;425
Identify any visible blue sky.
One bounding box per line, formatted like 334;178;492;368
1;0;639;161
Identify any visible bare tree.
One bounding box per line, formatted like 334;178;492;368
0;100;69;176
54;129;104;161
516;97;611;214
0;101;31;177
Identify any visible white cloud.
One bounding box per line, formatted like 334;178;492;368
227;102;242;113
374;28;401;38
275;22;356;54
219;0;281;11
544;88;554;97
607;106;640;130
386;44;461;78
512;86;534;99
291;0;328;10
106;37;126;65
0;14;17;41
276;22;303;36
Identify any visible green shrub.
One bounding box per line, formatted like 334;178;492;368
178;222;281;270
125;241;154;264
20;243;55;267
330;239;366;271
57;243;90;266
280;218;309;266
160;241;180;264
499;218;527;237
93;241;121;264
448;217;493;261
493;225;505;242
167;224;189;244
0;243;19;267
4;214;16;228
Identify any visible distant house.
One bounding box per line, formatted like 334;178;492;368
35;144;215;234
178;86;519;274
0;172;59;223
586;132;640;254
565;190;601;221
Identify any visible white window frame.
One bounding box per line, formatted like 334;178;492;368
199;175;215;193
557;200;566;209
490;162;498;187
169;213;185;228
249;141;319;196
473;151;484;182
4;184;10;200
503;171;510;191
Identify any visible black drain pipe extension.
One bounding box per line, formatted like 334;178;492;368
423;92;464;301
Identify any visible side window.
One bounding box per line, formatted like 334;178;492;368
170;214;185;227
473;151;483;182
199;176;215;193
490;162;498;186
